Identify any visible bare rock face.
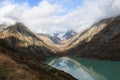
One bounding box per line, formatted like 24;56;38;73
65;16;120;60
0;22;55;60
0;23;76;80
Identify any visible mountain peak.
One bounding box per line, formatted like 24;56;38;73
6;22;30;33
2;22;39;40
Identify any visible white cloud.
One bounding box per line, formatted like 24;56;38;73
0;0;120;34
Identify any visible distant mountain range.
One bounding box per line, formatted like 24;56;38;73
42;30;76;43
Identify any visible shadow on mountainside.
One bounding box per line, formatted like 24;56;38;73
62;17;120;61
0;40;76;80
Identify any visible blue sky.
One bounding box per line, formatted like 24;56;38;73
0;0;41;7
11;0;84;11
13;0;41;7
6;0;84;17
0;0;84;16
14;0;84;7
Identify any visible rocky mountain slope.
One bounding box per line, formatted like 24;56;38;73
0;23;76;80
39;30;76;44
38;16;120;60
0;23;54;59
0;16;120;61
0;15;120;80
41;34;61;43
63;30;76;40
61;16;120;60
0;45;76;80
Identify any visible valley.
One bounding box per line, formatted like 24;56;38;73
0;16;120;80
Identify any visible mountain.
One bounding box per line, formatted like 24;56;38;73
0;22;54;60
1;15;119;61
0;45;76;80
53;30;76;41
63;30;76;40
42;30;76;43
36;16;120;61
0;15;120;80
0;22;76;80
43;34;61;43
60;16;120;60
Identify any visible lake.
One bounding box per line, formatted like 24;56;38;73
44;57;120;80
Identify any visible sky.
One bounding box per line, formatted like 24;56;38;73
0;0;41;7
0;0;120;34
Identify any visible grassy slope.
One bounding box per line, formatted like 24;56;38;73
0;44;76;80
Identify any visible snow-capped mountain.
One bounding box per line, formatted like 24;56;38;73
44;34;61;43
63;30;77;40
55;30;76;40
43;30;76;43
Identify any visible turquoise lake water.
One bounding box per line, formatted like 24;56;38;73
44;57;120;80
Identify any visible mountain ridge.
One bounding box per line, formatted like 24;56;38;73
0;16;120;60
0;15;120;80
0;25;76;80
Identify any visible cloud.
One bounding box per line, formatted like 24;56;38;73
0;0;120;34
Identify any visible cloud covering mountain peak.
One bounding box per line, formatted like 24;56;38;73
0;0;120;34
